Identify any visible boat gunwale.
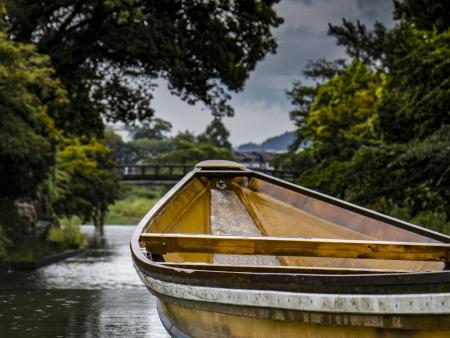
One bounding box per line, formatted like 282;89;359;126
137;269;450;316
130;167;450;295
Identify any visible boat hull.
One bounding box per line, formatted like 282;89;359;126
130;162;450;337
135;267;450;338
157;299;450;338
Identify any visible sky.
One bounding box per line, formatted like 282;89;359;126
149;0;394;146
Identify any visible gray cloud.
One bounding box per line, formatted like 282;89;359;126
356;0;395;24
287;0;314;6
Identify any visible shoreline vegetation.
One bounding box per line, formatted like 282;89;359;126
1;219;86;267
0;185;166;267
105;186;168;225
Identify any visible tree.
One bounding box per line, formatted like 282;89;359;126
0;29;66;200
53;137;120;241
198;118;232;149
128;118;172;140
0;10;68;244
343;126;450;233
105;130;173;164
6;0;283;135
393;0;450;33
289;60;383;163
154;131;234;165
280;0;450;231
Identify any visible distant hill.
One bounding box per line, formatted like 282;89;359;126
237;131;295;152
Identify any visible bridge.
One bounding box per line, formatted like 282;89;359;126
117;164;299;185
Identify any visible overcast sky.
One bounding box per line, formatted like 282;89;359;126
150;0;394;146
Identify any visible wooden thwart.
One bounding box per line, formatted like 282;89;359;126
161;262;413;274
140;233;450;262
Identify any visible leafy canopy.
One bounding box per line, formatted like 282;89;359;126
6;0;283;134
197;118;232;150
106;117;234;165
53;137;120;226
128;118;172;141
289;60;384;162
278;0;450;231
0;29;66;199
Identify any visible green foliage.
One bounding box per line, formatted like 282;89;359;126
154;131;235;165
105;186;167;225
270;149;315;174
378;28;450;143
198;118;232;149
393;0;450;33
389;206;449;235
106;118;234;165
343;126;450;215
0;224;12;262
0;30;66;199
128;118;172;140
47;221;86;250
6;0;283;134
53;137;120;228
105;197;155;225
288;60;384;161
280;0;450;232
118;186;168;201
105;130;173;164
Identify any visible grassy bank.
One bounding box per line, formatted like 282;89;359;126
105;185;168;225
4;217;85;263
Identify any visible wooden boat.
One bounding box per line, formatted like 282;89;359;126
131;160;450;337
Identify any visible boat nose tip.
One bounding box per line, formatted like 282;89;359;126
195;160;245;170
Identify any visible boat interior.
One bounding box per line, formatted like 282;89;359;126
139;167;450;275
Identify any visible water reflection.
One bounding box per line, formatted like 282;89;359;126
0;225;169;338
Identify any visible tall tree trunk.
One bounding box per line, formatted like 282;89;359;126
94;208;104;243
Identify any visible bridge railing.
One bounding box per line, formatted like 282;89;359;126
117;164;192;181
117;164;299;183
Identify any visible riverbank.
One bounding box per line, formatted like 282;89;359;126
105;185;168;225
1;220;86;270
6;249;82;270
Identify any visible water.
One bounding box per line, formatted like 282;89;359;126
0;225;170;338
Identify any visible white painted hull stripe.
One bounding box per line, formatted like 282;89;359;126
136;269;450;315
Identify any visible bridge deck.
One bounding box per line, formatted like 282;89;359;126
117;164;299;184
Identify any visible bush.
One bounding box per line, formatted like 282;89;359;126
47;217;86;250
0;225;12;262
105;186;167;225
388;205;450;235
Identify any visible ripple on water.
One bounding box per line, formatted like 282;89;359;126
0;225;169;338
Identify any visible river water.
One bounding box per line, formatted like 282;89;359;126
0;225;170;338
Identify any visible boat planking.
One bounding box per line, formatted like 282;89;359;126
131;160;450;338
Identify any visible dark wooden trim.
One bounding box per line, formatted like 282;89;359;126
136;264;450;294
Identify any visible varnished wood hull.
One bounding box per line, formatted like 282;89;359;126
135;265;450;337
158;300;450;338
131;161;450;337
